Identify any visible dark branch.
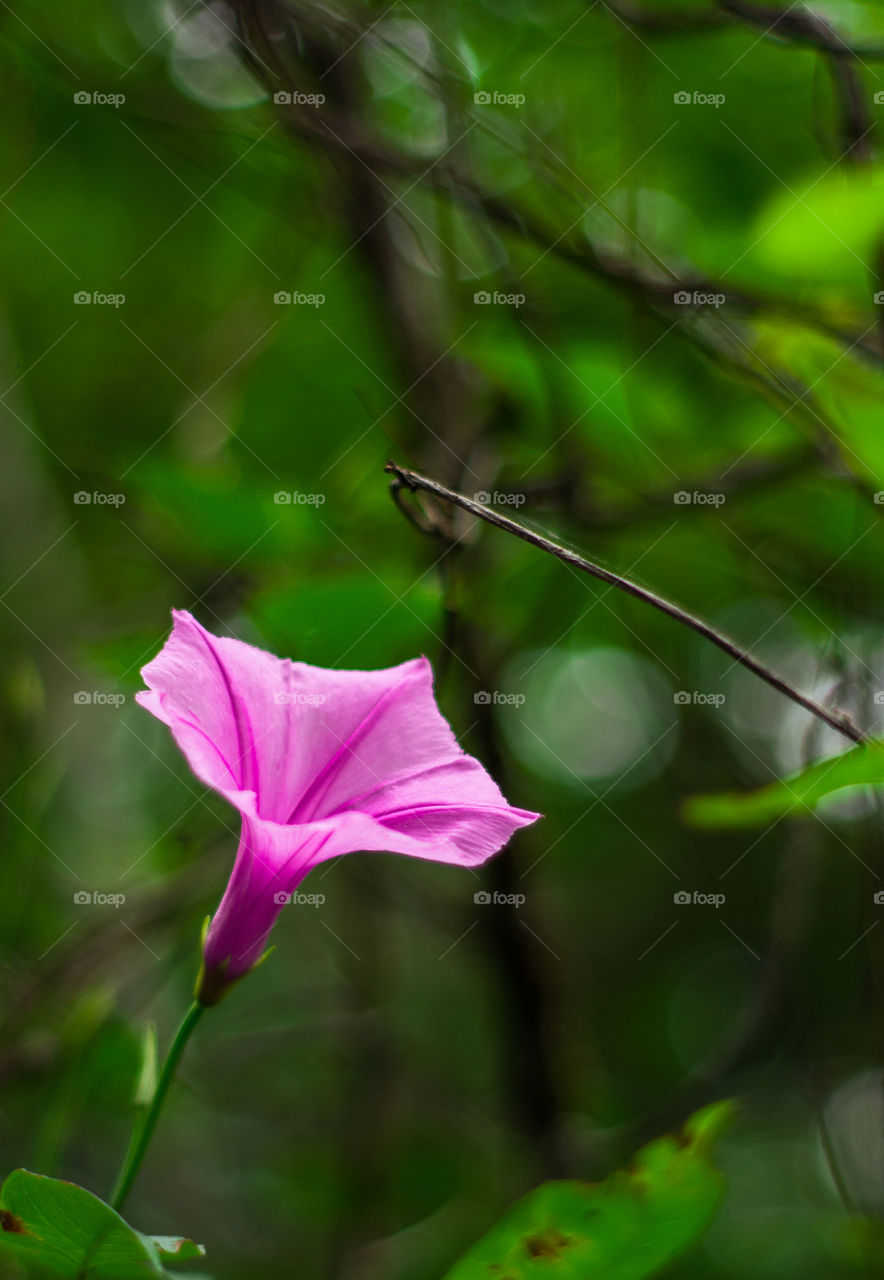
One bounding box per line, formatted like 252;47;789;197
385;462;865;746
602;0;884;58
719;0;884;59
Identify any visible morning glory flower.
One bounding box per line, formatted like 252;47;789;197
137;610;540;1002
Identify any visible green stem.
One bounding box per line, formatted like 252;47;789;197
111;1001;206;1213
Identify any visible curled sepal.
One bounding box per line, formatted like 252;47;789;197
195;916;275;1006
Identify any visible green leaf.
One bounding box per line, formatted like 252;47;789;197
442;1100;734;1280
683;741;884;830
145;1236;206;1264
0;1170;203;1279
752;165;884;294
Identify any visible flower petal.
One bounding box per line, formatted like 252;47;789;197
138;612;540;851
139;610;542;994
202;797;535;981
202;814;326;979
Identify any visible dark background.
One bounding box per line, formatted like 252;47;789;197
3;0;884;1275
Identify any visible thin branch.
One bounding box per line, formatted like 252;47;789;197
602;0;884;58
385;461;865;746
719;0;884;60
605;0;878;161
599;0;729;33
719;0;877;162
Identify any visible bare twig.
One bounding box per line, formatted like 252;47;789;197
602;0;884;58
604;0;878;161
385;461;865;746
719;0;884;60
720;0;877;162
599;0;729;33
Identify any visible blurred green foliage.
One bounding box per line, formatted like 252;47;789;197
3;0;884;1277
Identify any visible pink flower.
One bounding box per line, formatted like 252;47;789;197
137;611;540;1001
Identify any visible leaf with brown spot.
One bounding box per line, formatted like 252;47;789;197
443;1101;735;1280
0;1169;205;1277
525;1230;573;1259
0;1209;28;1235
